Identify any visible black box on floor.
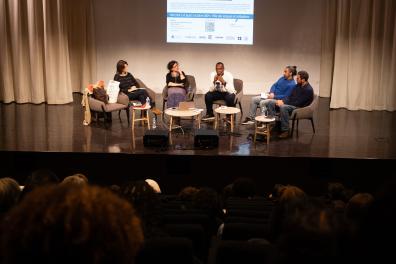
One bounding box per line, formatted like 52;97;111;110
194;129;219;148
143;130;169;147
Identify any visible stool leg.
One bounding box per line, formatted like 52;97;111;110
169;116;173;132
214;114;218;129
231;114;234;132
253;122;257;145
146;110;150;129
132;109;135;130
267;123;270;144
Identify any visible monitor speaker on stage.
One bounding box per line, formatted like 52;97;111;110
194;129;219;149
143;130;169;147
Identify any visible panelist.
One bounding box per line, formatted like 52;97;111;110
114;60;161;115
203;62;235;120
165;60;188;108
266;70;314;138
242;66;297;125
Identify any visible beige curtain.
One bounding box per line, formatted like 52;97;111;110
321;0;396;111
0;0;96;104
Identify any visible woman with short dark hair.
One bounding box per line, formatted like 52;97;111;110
114;60;161;114
165;60;188;108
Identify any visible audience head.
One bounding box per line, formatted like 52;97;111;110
277;199;339;264
192;187;221;216
26;169;59;186
0;177;21;215
21;169;59;200
284;65;297;79
0;185;144;264
215;62;225;75
231;177;256;198
120;180;161;238
60;173;89;188
269;183;286;201
327;182;350;202
297;70;309;84
116;60;128;74
345;193;374;223
145;179;161;194
178;186;199;201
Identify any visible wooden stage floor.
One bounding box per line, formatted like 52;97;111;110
1;94;396;195
1;94;395;160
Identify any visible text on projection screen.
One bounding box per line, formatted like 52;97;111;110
167;0;254;45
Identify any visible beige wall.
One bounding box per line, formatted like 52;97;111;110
93;0;322;95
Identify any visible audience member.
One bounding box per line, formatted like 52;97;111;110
0;185;144;264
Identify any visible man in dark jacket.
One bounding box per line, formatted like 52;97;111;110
267;70;314;138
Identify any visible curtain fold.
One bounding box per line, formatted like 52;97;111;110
323;0;396;111
0;0;96;104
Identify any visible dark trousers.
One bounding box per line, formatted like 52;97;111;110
205;91;236;115
127;89;154;106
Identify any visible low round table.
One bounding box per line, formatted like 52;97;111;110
164;108;203;132
131;103;151;130
254;115;276;145
214;106;241;132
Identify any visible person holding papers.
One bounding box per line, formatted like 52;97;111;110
202;62;235;120
242;66;297;125
114;60;161;115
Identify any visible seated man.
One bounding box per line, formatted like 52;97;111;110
267;70;313;138
202;62;235;120
242;66;296;125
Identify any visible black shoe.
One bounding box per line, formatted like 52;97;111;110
278;131;289;139
202;114;215;121
242;117;254;125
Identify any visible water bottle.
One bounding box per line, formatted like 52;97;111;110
146;97;150;107
152;116;156;129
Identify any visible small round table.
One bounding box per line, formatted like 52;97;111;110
254;115;276;145
214;106;240;132
164;108;203;132
131;104;151;130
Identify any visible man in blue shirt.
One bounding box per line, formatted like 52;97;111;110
242;66;296;125
267;70;314;138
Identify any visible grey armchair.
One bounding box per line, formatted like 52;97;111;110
213;78;243;116
135;78;156;104
89;93;129;125
290;94;318;136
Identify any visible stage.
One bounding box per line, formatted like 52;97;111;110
1;94;395;195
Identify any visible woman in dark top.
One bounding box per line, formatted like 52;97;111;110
114;60;161;115
165;60;188;108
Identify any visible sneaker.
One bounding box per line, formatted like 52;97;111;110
278;131;289;139
202;114;215;121
242;117;254;125
151;108;162;115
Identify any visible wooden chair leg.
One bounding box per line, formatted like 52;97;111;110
126;108;130;125
310;118;315;133
296;120;299;136
291;118;296;137
238;101;243;118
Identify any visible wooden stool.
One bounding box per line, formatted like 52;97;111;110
214;106;240;132
254;116;275;145
131;104;151;130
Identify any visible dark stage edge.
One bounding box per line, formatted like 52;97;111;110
1;94;396;195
